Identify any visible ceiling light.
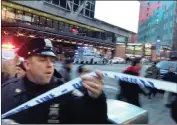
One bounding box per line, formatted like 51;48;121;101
50;38;54;41
29;35;35;38
64;40;69;43
3;31;9;35
71;41;76;44
57;39;62;42
78;43;82;45
17;33;24;36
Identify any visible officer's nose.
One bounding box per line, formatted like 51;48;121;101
46;57;54;68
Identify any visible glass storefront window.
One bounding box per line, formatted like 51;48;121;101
134;46;143;55
53;20;59;31
46;18;53;28
126;46;134;54
73;3;78;11
32;15;39;25
85;9;90;17
90;11;94;18
59;21;64;31
24;12;32;25
6;7;15;22
40;16;46;27
2;6;6;21
64;23;70;32
52;0;59;5
90;4;95;11
86;2;91;10
16;10;23;21
60;0;66;8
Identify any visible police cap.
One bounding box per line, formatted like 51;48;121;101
17;38;56;59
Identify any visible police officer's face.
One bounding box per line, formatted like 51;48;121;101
24;55;54;84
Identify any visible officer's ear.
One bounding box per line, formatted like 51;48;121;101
23;60;29;71
23;57;32;70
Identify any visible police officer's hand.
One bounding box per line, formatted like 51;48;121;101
81;71;103;98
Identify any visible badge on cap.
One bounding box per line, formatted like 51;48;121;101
44;39;53;48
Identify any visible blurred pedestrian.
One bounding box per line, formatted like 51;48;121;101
2;38;108;124
59;59;73;82
125;57;131;64
2;56;17;83
77;65;90;76
171;97;177;123
163;66;177;108
118;58;147;107
15;62;26;78
145;61;160;99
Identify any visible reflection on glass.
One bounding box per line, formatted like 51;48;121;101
53;20;59;30
6;7;15;22
85;9;90;17
145;49;151;56
46;18;52;28
32;15;39;25
40;16;46;27
2;6;7;20
24;12;32;25
134;46;143;55
126;45;134;54
59;21;64;31
16;10;23;21
64;23;70;32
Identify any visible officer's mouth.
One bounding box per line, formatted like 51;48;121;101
45;72;52;76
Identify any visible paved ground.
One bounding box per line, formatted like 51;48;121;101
55;63;176;124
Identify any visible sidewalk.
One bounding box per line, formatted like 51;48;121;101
140;94;176;124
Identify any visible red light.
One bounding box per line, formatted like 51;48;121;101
2;43;15;49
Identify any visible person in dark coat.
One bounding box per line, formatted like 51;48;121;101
2;38;108;124
171;98;177;123
163;66;177;107
77;65;90;76
59;59;73;83
53;68;62;79
145;61;160;99
118;58;147;107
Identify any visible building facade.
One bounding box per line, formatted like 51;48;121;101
137;1;177;58
2;0;135;59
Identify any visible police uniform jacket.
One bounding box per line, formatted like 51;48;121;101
2;76;108;124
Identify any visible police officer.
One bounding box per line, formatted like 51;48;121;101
2;38;108;124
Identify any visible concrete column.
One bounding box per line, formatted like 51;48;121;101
115;44;126;58
151;45;157;61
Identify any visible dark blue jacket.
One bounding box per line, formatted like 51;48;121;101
2;76;108;124
163;72;177;83
171;98;177;123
